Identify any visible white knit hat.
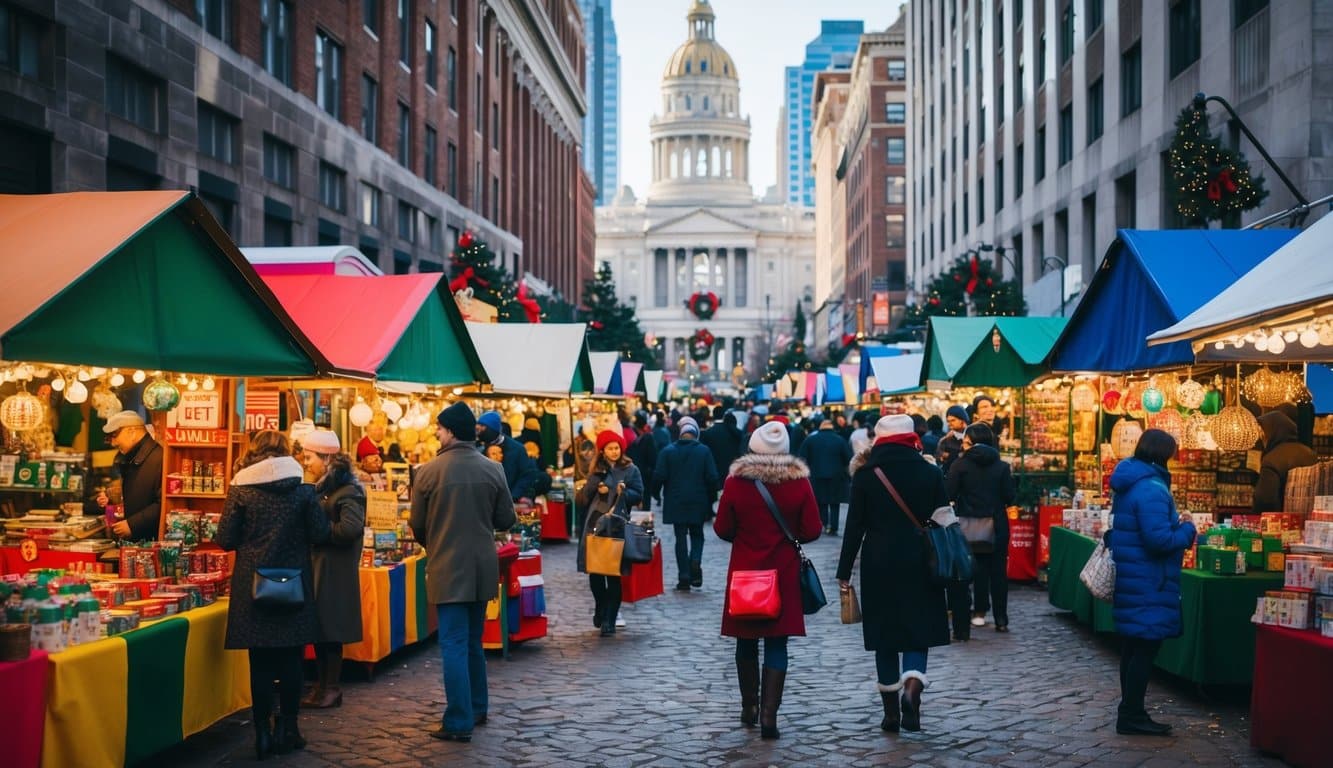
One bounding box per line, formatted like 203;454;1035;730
748;421;790;455
302;429;341;454
874;414;916;438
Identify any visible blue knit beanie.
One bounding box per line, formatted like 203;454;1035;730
946;405;970;425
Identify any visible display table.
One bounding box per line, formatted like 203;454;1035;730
42;598;250;767
0;546;106;575
1;649;47;768
1047;526;1282;685
342;554;436;666
1251;625;1333;768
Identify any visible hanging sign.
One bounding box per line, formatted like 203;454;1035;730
172;391;222;429
245;390;281;432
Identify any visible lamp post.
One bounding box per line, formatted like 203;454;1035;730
976;242;1022;284
1042;256;1069;317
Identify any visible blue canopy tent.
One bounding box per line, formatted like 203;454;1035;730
821;368;846;404
1047;228;1299;373
858;346;906;393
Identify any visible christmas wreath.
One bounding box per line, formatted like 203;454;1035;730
688;328;715;361
686;291;720;320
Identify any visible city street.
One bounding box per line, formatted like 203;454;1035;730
149;511;1279;767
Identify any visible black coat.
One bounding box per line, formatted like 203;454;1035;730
936;432;964;474
798;428;854;504
837;443;951;652
945;443;1015;544
86;435;164;540
1253;413;1318;513
652;437;719;525
216;456;331;649
494;435;540;501
310;474;366;644
626;430;658;497
700;422;744;478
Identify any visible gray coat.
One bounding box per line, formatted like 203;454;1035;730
310;475;366;644
410;440;517;605
575;458;644;573
217;456;331;649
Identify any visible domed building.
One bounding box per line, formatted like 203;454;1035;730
596;0;815;385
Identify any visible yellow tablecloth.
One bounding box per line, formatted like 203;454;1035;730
343;554;437;663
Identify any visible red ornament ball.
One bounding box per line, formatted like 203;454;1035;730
929;297;940;306
954;274;963;282
986;278;993;287
458;231;475;248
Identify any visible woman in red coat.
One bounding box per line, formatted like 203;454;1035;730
714;421;822;740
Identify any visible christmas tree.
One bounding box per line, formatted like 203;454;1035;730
578;263;654;363
448;231;530;322
1167;100;1268;225
904;254;1027;324
764;305;814;382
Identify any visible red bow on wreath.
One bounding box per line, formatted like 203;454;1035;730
449;267;490;293
965;256;981;295
1207;168;1238;202
516;282;542;323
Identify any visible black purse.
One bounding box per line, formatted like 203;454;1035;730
752;480;828;615
252;567;305;613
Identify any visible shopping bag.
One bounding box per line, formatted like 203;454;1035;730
1079;538;1116;602
840;584;862;624
585;534;624;576
726;569;781;620
958;516;996;553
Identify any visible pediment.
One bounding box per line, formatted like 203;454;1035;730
646;208;755;236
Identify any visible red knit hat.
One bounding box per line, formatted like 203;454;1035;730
595;430;626;455
357;436;380;461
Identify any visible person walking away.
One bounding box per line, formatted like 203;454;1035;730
410;403;518;742
945;424;1015;636
701;406;745;479
935;406;969;474
298;430;366;709
922;415;944;457
652;410;672;453
798;416;853;535
653;416;719;591
87;410;164;539
626;412;658;512
849;412;872;456
837;415;950;733
216;430;331;759
576;431;644;636
1252;411;1317;513
477;410;540;503
1106;429;1196;736
715;422;821;739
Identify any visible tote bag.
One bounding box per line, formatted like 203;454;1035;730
874;469;974;586
1079;538;1115;602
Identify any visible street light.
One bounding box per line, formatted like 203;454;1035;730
1042;256;1069;317
975;242;1022;283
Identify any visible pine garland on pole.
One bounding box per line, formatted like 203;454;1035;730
448;231;529;322
578;262;654;363
904;254;1027;325
764;304;813;382
1167;100;1268;226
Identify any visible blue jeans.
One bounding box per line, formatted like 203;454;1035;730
736;636;789;671
672;523;704;583
437;602;487;732
875;649;928;685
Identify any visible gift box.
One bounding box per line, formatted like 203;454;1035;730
1316;596;1333;636
1286;555;1321;590
1261;512;1303;533
1230;514;1263;532
1204;527;1240;548
1238;532;1265;570
1198;545;1245;574
1182;544;1198;570
517;575;545;618
1267;552;1286;572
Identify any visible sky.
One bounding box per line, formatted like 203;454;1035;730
612;0;904;200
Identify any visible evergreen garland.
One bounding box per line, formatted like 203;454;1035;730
1167;101;1268;225
904;254;1027;325
448;231;528;322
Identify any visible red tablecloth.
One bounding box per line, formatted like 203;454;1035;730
0;649;48;768
1251;625;1333;768
1037;506;1064;566
0;547;105;576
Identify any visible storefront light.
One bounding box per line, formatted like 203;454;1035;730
132;369;148;384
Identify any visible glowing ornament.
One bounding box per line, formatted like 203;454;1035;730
202;377;216;391
1301;328;1320;348
1102;390;1124;414
1;386;44;431
132;370;147;384
142;378;180;411
50;377;66;392
1111;419;1144;459
1141;386;1165;414
1148;409;1186;443
1320;325;1333;347
1175;379;1205;410
349;399;374;427
65;379;89;405
380;399;403;423
1268;335;1287;355
110;372;125;387
1209;406;1262;451
1071;381;1100;413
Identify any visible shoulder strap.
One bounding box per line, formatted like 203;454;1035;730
752;480;805;559
873;467;925;531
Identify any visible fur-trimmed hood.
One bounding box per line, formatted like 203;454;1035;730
232;455;305;488
849;446;873;476
728;453;809;483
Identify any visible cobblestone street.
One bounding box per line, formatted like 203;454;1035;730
150;512;1281;767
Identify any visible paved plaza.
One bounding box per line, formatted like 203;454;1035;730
149;512;1281;767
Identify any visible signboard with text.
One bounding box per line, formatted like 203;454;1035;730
872;292;890;328
245;390;281;432
171;391;223;429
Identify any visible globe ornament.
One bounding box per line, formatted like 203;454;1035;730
1111;419;1144;459
1;386;44;431
349;399;374;427
1141;386;1166;414
1242;367;1289;408
143;378;181;412
1184;413;1216;450
1175;379;1206;410
1200;389;1222;416
380;398;404;423
1123;382;1147;419
1209;406;1262;451
1148;409;1186;443
1102;389;1124;415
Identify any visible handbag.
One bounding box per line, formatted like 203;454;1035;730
840;583;862;624
958;516;996;553
622;520;655;564
874;469;974;586
1080;536;1116;602
252;567;305;613
752;480;828;615
726;569;781;620
585;533;624;576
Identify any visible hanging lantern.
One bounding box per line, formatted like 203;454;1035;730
1284;372;1313;405
1;386;45;431
1151;374;1178;406
349;398;374;427
1200;389;1222;415
380;398;404;423
142;377;181;411
1209;406;1263;451
1242;367;1289;408
1102;389;1124;414
1111;419;1144;459
1183;413;1215;450
1148;409;1186;443
1071;381;1100;413
65;379;89;405
1123;381;1147;419
1141;386;1166;414
1176;379;1206;410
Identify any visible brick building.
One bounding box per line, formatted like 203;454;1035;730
0;0;594;300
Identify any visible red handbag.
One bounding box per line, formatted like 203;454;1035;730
726;569;781;620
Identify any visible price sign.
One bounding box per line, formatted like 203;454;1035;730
365;490;401;529
174;391;222;428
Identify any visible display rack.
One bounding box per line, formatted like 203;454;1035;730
156;381;238;538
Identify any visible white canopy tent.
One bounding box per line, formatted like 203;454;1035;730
869;353;926;395
464;322;588;396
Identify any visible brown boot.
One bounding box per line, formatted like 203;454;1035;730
307;652;343;709
899;673;927;732
736;658;760;727
759;667;786;739
876;682;900;732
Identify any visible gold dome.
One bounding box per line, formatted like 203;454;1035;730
662;0;738;81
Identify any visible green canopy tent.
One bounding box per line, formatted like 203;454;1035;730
921;316;1069;389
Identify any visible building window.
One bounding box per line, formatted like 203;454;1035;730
1120;43;1142;116
473;160;480;209
491;175;499;221
1037;31;1047;81
1235;0;1268;27
491;103;499;149
886;175;905;205
106;55;163;132
195;0;232;44
1058;106;1073;166
360;182;380;227
1059;4;1075;64
1015;53;1025;108
888;59;905;80
397;201;417;242
1015;143;1025;196
733;249;747;307
450;0;457;21
1087;77;1104;144
424;125;437;185
1035;125;1047;180
398;0;412;67
447;141;458;196
886;137;905;164
886;214;905;248
260;0;292;85
885;102;905;124
1086;0;1104;37
361;74;378;143
315;30;342;119
263;213;292;246
196;101;236;163
996;159;1004;212
427;214;441;251
397;102;411;167
424;20;437;88
318;161;345;212
262;134;295;188
1169;0;1201;78
474;73;482;131
363;0;379;34
0;5;46;80
978;176;985;224
446;47;457;109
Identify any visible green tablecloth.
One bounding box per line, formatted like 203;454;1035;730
1047;526;1282;685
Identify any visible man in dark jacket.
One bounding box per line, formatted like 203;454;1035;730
626;413;658;511
88;410;164;540
700;407;744;480
798;417;854;534
944;423;1016;637
477;411;540;502
1253;411;1317;513
935;405;970;474
922;415;944;456
652;416;719;590
652;410;672;451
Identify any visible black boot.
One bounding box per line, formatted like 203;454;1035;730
593;599;605;629
251;706;272;761
690;563;703;588
271;714;306;754
759;667;786;739
736;658;760;727
877;684;900;733
899;675;925;732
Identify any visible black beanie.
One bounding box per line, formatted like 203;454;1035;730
437;402;477;442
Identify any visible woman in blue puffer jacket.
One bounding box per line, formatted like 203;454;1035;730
1106;429;1195;737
